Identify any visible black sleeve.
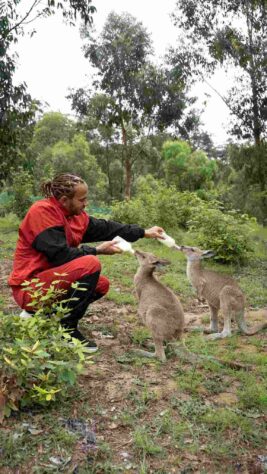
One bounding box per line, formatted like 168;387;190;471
82;216;145;243
32;226;97;266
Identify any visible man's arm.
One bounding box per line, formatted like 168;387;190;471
32;226;97;266
82;216;145;243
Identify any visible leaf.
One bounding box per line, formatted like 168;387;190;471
28;427;44;435
3;356;16;368
31;340;40;352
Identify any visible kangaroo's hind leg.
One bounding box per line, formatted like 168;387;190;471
207;287;233;339
132;340;166;362
204;304;219;334
154;338;166;363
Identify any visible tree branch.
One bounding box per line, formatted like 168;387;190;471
3;0;42;39
203;78;245;139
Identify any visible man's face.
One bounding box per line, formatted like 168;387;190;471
60;183;88;216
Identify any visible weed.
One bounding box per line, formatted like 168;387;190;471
201;314;210;325
139;457;149;474
106;288;136;305
133;426;164;456
172;421;192;443
153;410;173;436
171;397;208;421
237;375;267;410
119;410;136;427
131;327;152;346
202;374;231;394
128;384;157;417
174;367;205;395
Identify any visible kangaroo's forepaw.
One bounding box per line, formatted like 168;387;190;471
206;330;231;340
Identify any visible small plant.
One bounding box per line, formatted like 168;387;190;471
131;327;152;346
237;376;267;410
133;426;163;456
0;278;93;421
201;408;256;441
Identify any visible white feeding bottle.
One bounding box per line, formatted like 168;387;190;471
158;231;176;248
112;236;135;254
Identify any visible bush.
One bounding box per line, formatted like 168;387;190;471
111;175;202;230
189;205;254;263
0;279;92;421
0;192;14;217
9;168;34;218
111;176;255;263
0;213;20;233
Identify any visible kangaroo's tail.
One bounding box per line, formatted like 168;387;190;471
236;309;267;335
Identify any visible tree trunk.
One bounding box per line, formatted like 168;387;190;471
246;0;261;145
122;123;131;200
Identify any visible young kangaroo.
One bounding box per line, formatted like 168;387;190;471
175;245;267;339
134;250;184;362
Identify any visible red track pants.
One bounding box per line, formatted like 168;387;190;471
11;255;110;311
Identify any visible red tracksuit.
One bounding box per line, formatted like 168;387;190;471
8;197;144;310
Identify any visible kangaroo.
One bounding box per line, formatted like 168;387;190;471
134;250;184;362
175;245;267;339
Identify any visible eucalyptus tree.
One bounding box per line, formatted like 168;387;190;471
162;140;218;191
0;0;96;184
170;0;267;144
74;12;191;199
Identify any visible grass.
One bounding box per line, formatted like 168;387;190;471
0;214;267;473
133;427;164;456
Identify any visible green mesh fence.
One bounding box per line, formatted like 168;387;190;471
0;192;111;217
87;204;111;217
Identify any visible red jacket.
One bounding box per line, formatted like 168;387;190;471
8;197;144;286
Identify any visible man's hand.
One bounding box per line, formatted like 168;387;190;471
144;226;164;239
96;241;123;255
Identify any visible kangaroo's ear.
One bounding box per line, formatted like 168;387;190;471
201;250;215;259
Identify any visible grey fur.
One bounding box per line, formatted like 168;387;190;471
134;249;184;361
175;245;267;339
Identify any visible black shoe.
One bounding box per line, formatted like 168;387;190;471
69;328;98;353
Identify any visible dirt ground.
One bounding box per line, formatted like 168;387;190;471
1;258;267;474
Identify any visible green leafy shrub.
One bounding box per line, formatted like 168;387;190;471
111;175;202;230
8;168;34;218
0;192;14;217
0;213;20;233
189;205;254;263
111;176;254;262
0;279;92;421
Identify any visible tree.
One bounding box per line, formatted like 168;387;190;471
170;0;267;144
26;112;76;190
32;133;108;202
162;140;218;191
0;0;96;184
72;12;191;199
0;13;38;183
30;112;76;154
223;143;267;223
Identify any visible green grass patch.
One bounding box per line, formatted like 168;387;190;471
130;327;152;346
133;426;164;456
237;374;267;410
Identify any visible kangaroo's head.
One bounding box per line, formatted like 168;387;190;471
175;245;215;261
134;249;170;270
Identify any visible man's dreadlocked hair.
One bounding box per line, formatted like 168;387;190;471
41;174;86;200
